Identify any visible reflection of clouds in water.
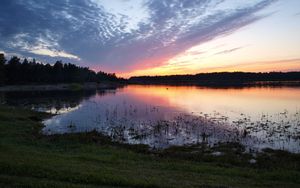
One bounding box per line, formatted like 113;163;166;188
43;118;61;134
37;104;82;114
44;118;61;127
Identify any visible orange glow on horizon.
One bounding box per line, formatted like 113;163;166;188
117;58;300;78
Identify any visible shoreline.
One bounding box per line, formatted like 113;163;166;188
128;80;300;88
0;82;125;92
1;80;300;92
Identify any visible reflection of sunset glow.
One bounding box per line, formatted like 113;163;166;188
123;85;300;117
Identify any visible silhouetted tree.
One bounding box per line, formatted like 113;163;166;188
20;58;29;83
53;61;64;83
6;56;21;84
0;54;6;85
0;54;121;85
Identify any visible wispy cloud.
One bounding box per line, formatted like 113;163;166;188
199;58;300;73
214;46;245;56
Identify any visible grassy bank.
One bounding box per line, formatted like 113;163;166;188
0;106;299;188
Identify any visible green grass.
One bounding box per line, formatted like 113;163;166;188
0;105;299;188
68;83;84;91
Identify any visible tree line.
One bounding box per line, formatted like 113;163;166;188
129;72;300;86
0;54;121;85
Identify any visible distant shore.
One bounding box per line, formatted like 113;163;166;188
128;80;300;88
128;72;300;87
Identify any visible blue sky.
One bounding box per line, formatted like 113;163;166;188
0;0;299;77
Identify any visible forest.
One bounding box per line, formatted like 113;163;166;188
0;54;120;85
129;71;300;85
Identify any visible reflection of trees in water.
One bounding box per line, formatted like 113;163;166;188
0;92;5;104
0;89;116;113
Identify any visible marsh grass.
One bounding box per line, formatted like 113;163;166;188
43;100;300;153
0;105;300;188
68;83;84;91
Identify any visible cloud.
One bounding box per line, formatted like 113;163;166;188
199;58;300;73
214;46;245;55
0;0;125;62
0;0;276;72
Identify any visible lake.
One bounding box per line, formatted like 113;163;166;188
2;85;300;152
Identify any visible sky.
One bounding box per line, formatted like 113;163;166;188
0;0;299;77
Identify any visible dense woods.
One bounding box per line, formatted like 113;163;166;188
129;72;300;85
0;54;120;85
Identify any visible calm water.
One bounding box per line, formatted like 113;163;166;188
2;85;300;152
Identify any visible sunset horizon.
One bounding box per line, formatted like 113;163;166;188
118;58;300;78
1;0;299;77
